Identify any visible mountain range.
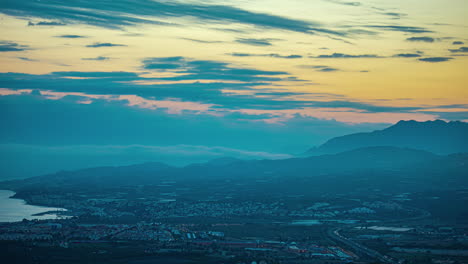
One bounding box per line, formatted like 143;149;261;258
306;120;468;155
2;120;467;196
2;147;467;197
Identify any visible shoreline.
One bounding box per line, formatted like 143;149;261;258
0;189;71;223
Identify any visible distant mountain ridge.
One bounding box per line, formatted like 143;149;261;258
2;146;467;196
2;120;468;195
307;120;468;155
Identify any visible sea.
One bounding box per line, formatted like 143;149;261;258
0;190;68;222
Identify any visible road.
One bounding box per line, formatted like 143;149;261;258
326;206;431;264
327;227;398;263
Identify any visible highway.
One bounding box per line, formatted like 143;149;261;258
326;206;431;264
327;227;398;263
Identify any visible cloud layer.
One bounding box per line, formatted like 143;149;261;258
0;0;343;36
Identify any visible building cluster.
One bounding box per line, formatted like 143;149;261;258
28;198;408;222
21;191;410;223
0;219;356;262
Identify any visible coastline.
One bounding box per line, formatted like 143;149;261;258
0;190;71;222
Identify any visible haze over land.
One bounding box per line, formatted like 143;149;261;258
3;120;467;194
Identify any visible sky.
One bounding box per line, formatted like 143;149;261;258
0;0;467;178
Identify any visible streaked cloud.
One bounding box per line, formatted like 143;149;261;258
17;57;37;61
180;38;224;44
381;12;406;19
0;68;462;117
311;53;381;58
81;56;111;61
141;56;288;83
86;42;126;48
364;25;432;33
324;0;361;7
393;53;422;58
235;38;275;46
0;41;29;52
228;53;302;59
55;35;87;38
406;36;435;43
449;47;468;53
419;57;453;63
319;67;338;72
300;65;340;72
0;0;343;36
28;21;66;26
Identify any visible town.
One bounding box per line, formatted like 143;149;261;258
2;185;468;264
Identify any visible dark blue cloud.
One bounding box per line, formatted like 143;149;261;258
326;2;405;20
449;47;468;53
235;38;274;46
0;0;343;36
406;36;435;43
229;52;259;57
310;100;422;113
311;53;381;58
300;65;340;72
452;41;464;45
0;57;303;111
56;35;87;38
17;57;36;61
1;56;461;114
1;69;458;115
434;104;468;109
272;54;302;59
0;71;412;113
81;56;111;61
419;57;453;62
253;92;309;97
141;57;288;83
393;53;422;58
299;65;328;69
0;41;29;52
423;111;468;121
86;42;126;48
325;0;361;6
382;12;405;19
318;67;339;72
52;71;139;78
180;38;224;44
28;21;66;26
345;28;379;36
228;53;302;59
365;25;432;33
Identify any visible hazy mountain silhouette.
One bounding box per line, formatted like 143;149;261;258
187;157;243;168
9;162;174;188
307;120;468;155
3;119;468;195
2;146;467;195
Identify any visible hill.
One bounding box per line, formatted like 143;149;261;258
2;147;467;197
